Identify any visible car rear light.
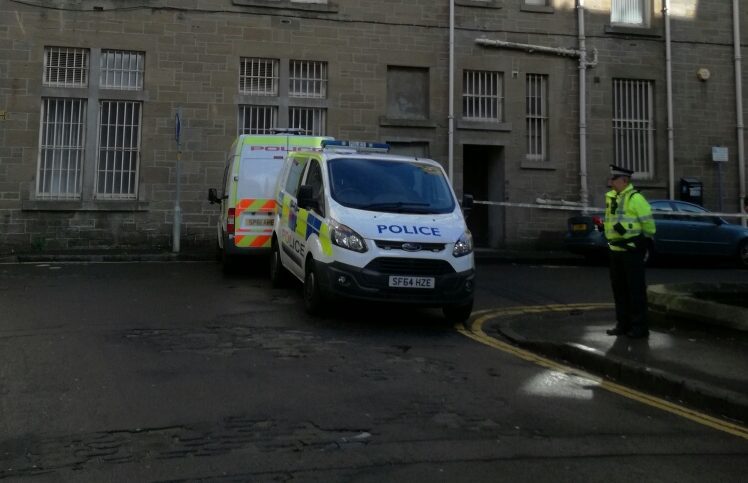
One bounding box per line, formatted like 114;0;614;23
592;215;604;230
227;208;236;235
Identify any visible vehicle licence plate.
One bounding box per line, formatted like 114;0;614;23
388;276;435;289
572;223;588;232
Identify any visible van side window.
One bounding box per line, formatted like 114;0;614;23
284;156;308;196
305;160;325;217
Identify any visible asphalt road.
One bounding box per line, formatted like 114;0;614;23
0;259;746;482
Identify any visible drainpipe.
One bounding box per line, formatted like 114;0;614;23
448;0;455;187
577;0;588;207
733;0;746;225
664;0;675;200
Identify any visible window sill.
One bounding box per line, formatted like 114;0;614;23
232;0;338;13
455;0;502;9
520;4;554;14
457;120;512;132
604;24;660;38
22;200;149;212
379;117;437;128
520;160;557;170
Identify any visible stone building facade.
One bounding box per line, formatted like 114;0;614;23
0;0;745;253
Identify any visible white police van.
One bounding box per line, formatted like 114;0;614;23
270;140;475;322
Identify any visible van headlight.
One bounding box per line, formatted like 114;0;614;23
330;219;367;253
452;230;473;257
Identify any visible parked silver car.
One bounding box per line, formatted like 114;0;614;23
563;200;748;268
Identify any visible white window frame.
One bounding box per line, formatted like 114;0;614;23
36;98;87;199
100;50;145;91
611;0;649;27
526;74;548;162
43;47;89;88
95;100;142;199
289;60;328;99
289;107;326;136
613;78;654;178
37;47;146;202
462;70;503;122
239;105;278;134
239;57;279;96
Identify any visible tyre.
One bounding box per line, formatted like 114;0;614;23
303;259;325;316
442;300;474;323
738;240;748;268
269;240;288;288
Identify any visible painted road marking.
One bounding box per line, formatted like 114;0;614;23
456;303;748;441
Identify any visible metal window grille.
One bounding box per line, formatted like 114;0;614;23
95;100;141;199
612;0;645;25
462;70;502;121
100;50;144;90
36;98;87;199
289;60;328;98
239;58;278;96
613;79;654;178
289;107;326;135
239;105;278;134
43;47;89;87
526;74;548;162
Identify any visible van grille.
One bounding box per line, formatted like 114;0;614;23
365;257;455;276
374;240;445;252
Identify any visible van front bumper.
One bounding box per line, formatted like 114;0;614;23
316;259;475;307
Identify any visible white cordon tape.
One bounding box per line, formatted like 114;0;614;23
473;200;748;220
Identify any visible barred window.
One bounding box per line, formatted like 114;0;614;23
526;74;548;162
613;79;654;178
612;0;647;26
43;47;89;88
240;58;279;96
36;98;87;199
96;101;141;199
239;105;278;134
100;50;145;90
462;70;502;122
290;60;327;98
289;107;326;135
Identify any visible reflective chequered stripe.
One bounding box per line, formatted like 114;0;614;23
236;198;277;221
235;234;272;248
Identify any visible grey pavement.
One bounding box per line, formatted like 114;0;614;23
486;306;748;424
2;246;746;425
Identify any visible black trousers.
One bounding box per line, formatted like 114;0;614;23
609;249;648;332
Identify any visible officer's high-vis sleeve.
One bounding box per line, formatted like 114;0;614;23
634;195;656;237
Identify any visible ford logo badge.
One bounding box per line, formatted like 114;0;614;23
401;243;421;252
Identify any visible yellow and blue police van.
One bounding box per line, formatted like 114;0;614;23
208;133;331;268
270;140;475;322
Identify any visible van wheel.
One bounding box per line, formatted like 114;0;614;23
443;300;473;324
270;241;288;288
303;260;325;316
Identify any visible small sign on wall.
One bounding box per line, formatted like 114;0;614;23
712;146;728;163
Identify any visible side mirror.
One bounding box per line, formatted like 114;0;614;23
297;185;318;212
461;193;474;218
208;188;219;204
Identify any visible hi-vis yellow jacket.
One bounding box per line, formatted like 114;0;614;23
604;184;656;252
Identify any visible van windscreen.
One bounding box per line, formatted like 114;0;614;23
328;158;455;214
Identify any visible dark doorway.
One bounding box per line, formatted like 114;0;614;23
462;145;504;248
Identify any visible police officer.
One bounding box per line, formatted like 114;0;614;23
604;165;656;339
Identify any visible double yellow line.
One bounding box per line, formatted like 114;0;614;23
456;303;748;440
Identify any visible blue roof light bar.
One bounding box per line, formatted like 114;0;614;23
321;140;391;153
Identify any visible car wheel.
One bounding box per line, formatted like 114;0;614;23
303;259;325;315
738;240;748;268
443;300;474;324
270;240;288;288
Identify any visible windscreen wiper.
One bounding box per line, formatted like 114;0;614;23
361;201;431;212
